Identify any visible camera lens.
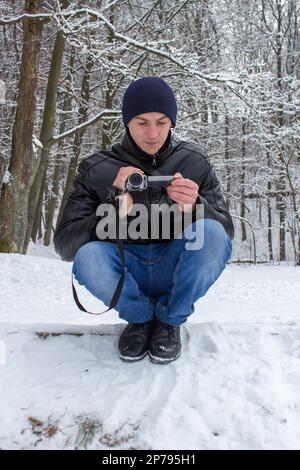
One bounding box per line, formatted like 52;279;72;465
128;172;143;188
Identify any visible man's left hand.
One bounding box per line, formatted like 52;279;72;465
167;173;199;212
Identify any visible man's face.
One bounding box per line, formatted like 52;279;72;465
127;112;172;155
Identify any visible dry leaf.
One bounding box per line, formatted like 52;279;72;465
46;425;58;438
28;416;44;427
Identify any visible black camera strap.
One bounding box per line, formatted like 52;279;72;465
71;198;126;315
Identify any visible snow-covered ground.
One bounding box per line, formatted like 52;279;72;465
0;244;300;450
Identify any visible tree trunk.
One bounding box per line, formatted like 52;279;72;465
0;0;43;253
102;4;117;149
266;152;274;261
25;27;66;251
0;152;5;189
224;112;231;209
276;1;286;261
240;117;247;241
43;51;75;247
56;55;93;227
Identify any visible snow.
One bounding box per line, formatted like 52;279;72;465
32;135;43;153
2;170;11;185
0;245;300;450
0;79;5;103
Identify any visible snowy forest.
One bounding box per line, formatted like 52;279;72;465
0;0;299;264
1;1;300;452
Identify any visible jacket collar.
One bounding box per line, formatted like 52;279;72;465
111;129;174;166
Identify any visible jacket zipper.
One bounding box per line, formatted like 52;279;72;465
152;154;157;167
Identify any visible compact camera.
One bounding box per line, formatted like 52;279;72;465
125;173;175;192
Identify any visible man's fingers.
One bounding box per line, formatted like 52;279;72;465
168;187;198;198
167;189;197;203
113;166;144;190
171;178;199;190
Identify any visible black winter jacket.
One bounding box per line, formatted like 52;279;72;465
54;131;234;261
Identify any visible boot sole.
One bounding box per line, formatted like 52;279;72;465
148;351;181;364
119;350;148;363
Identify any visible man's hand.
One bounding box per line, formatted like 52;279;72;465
167;172;199;212
113;166;144;190
113;167;143;218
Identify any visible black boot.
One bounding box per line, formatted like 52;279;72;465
149;318;181;364
118;320;154;362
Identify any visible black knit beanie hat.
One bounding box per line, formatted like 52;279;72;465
122;77;177;127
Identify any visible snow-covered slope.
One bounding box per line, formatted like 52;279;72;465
0;249;299;450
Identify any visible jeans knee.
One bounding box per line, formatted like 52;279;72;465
73;241;120;292
184;218;232;259
204;219;232;258
74;241;103;267
73;240;121;278
204;218;226;240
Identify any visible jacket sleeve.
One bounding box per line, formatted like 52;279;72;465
54;159;116;261
148;163;234;240
198;160;234;239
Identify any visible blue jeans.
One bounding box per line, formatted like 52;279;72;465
72;219;232;326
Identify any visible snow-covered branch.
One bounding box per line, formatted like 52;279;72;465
51;109;120;143
0;8;241;86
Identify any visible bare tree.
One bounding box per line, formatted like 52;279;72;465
0;0;44;253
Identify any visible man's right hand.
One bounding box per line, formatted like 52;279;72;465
113;166;144;191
